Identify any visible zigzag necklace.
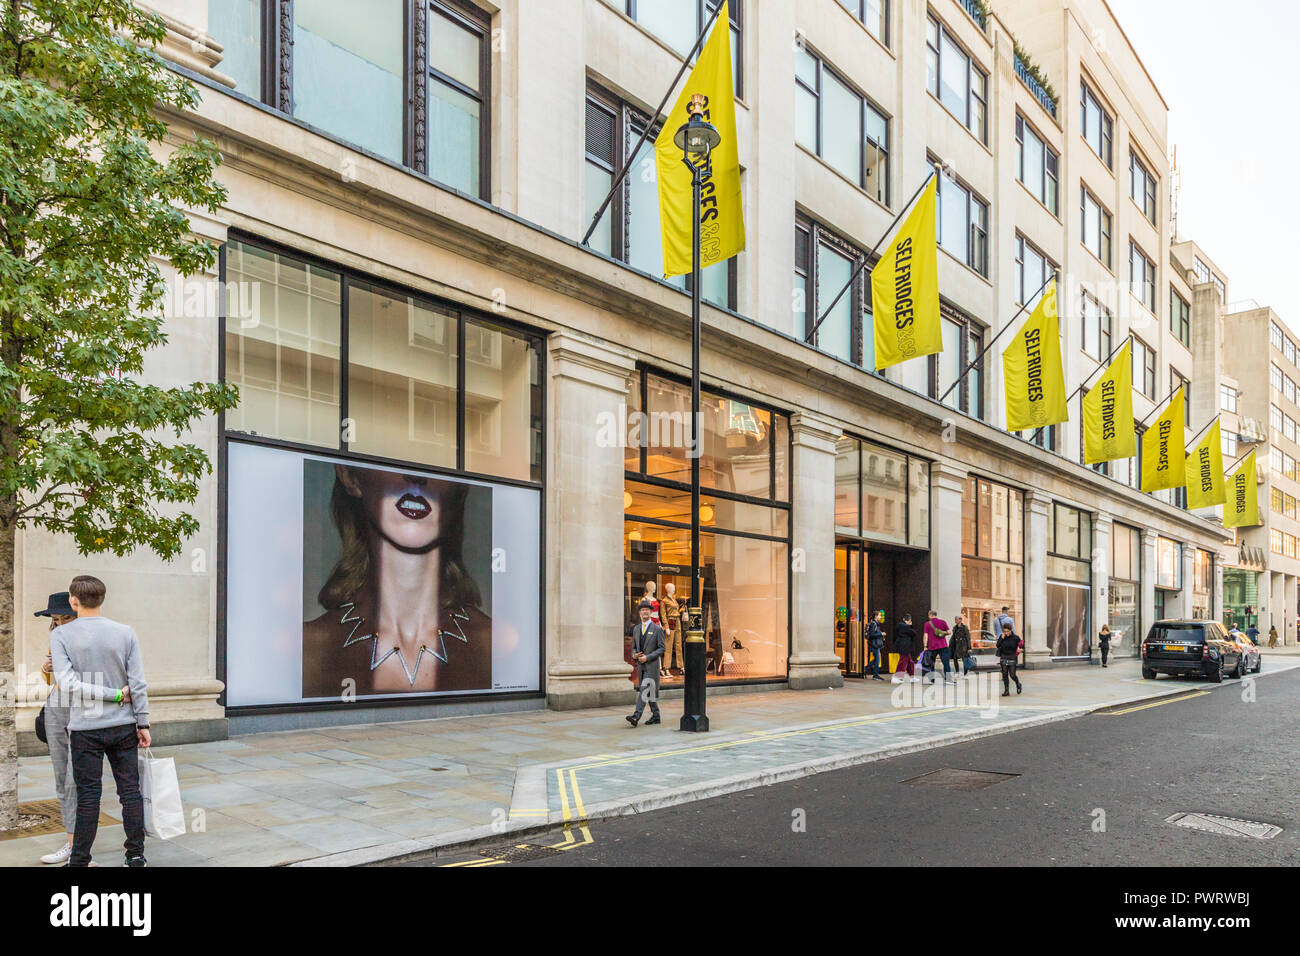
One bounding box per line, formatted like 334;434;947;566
339;601;471;686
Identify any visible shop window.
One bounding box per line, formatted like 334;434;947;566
346;280;458;468
465;319;543;482
834;437;860;534
961;476;1025;660
224;239;342;448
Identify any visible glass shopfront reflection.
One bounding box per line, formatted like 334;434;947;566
961;477;1024;661
1047;502;1092;658
624;370;790;684
1108;523;1141;657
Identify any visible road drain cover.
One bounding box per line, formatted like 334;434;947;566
479;843;564;863
1166;812;1281;840
902;768;1020;791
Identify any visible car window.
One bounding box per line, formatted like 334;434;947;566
1148;626;1204;643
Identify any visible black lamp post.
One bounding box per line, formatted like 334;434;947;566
674;94;719;733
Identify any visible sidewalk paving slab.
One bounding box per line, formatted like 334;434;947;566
3;656;1295;867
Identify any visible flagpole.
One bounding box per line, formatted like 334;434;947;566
1183;415;1220;451
1028;335;1129;444
579;2;725;248
804;167;939;344
935;272;1056;406
1136;382;1186;430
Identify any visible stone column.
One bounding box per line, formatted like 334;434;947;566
929;461;968;619
1287;574;1297;645
1141;530;1157;632
1212;558;1224;622
1093;515;1112;654
1180;542;1197;618
1270;571;1285;646
1023;490;1051;662
545;333;638;710
787;412;845;690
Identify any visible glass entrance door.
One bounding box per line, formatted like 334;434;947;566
835;543;865;676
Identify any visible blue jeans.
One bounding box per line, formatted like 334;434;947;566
867;642;883;676
925;646;952;680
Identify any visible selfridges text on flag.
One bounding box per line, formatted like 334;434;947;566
871;175;940;369
1185;418;1226;510
1082;340;1136;464
1223;450;1260;528
1002;280;1067;432
1140;387;1187;493
654;1;745;278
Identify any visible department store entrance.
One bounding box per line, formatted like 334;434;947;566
834;540;931;677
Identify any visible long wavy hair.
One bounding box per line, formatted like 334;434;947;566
317;471;482;613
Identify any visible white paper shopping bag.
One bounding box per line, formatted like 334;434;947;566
138;749;186;840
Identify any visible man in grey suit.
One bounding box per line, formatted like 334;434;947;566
626;599;665;727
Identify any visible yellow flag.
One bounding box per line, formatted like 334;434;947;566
1082;341;1136;463
871;176;940;369
1185;418;1226;509
1223;450;1260;528
654;2;744;278
1140;387;1186;493
1002;280;1068;432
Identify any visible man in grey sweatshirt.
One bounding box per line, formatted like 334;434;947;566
50;574;151;867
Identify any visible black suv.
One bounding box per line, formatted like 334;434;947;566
1141;620;1244;682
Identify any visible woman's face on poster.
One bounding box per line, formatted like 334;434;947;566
338;466;451;552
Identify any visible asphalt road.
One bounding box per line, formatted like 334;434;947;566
449;666;1300;867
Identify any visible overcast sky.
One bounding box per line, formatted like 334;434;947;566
1107;0;1299;331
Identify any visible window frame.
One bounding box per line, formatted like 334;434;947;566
1129;240;1156;313
1131;335;1156;400
795;45;892;205
1129;150;1157;224
1081;288;1113;363
835;0;889;47
1015;112;1060;215
1171;288;1191;349
1079;78;1114;168
1080;183;1113;269
220;231;546;486
795;213;871;369
610;0;745;97
926;14;988;143
928;302;986;420
1014;233;1056;307
935;164;989;276
586;83;738;309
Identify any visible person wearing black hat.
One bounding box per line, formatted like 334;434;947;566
34;592;80;865
626;599;666;727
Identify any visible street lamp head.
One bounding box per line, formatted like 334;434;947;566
674;93;721;158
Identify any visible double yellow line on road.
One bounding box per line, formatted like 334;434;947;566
1100;691;1211;716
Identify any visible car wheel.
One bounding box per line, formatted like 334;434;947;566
1255;656;1263;674
1233;656;1245;679
1209;659;1223;683
1142;666;1156;680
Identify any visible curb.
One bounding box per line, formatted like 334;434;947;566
290;663;1298;867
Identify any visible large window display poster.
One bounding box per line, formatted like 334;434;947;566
225;442;540;706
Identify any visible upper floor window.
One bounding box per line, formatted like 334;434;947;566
1171;289;1190;349
1081;290;1112;364
1272;363;1285;393
1132;336;1156;399
1171;369;1191;426
1080;79;1113;167
1080;185;1112;268
1129;151;1157;224
1211;273;1226;302
585;87;736;309
1272;321;1286;352
926;15;987;142
1221;384;1238;413
836;0;888;46
1129;241;1156;312
795;216;871;369
930;305;986;420
796;48;890;205
605;0;743;96
206;1;491;197
1015;234;1055;308
1288;338;1298;366
1193;256;1211;284
1015;113;1059;215
937;167;988;276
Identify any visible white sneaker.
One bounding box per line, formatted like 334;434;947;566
945;679;957;685
41;843;72;865
910;676;920;683
891;676;903;684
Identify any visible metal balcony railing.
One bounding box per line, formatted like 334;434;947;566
960;0;988;29
1015;53;1058;119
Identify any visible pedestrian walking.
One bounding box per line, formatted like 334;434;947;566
1097;624;1112;668
1246;623;1260;644
994;606;1016;636
33;592;80;865
891;614;920;684
923;610;955;684
626;599;666;727
996;623;1023;697
866;610;886;681
50;575;151;868
1268;625;1279;648
949;614;973;677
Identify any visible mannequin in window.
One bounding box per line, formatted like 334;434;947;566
661;582;682;676
641;581;661;627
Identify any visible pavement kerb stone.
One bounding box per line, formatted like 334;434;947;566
292;668;1292;868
